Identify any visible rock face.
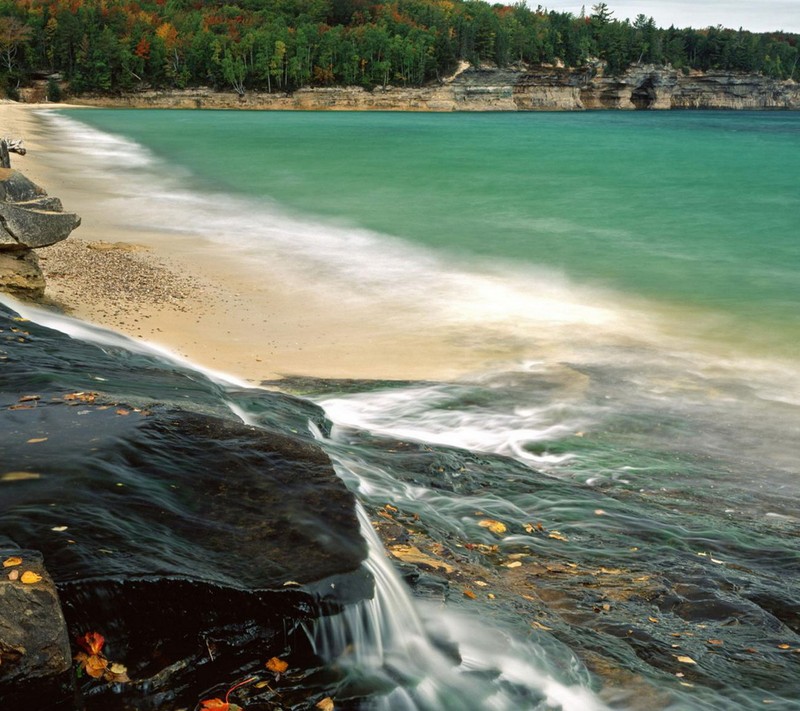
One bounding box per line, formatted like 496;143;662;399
73;64;800;112
0;167;80;299
0;302;371;708
0;550;72;683
0;550;74;709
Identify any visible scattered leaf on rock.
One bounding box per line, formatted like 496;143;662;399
316;698;335;711
505;561;523;569
548;531;569;542
26;437;48;444
265;656;289;674
199;699;230;710
18;395;41;403
20;570;42;584
707;639;724;646
1;471;41;482
51;525;68;532
648;617;659;623
2;556;22;568
463;588;477;599
8;569;19;581
777;644;791;650
389;544;454;573
675;655;697;665
531;621;553;631
478;519;507;535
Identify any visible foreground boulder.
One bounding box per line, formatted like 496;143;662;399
0;549;73;707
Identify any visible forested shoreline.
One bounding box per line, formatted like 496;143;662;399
0;1;798;99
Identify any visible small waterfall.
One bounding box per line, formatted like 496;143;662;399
306;503;607;711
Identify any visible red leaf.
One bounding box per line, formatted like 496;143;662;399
200;699;229;711
78;631;105;656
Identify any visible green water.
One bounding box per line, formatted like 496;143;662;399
67;109;800;354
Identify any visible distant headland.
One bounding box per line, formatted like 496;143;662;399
2;0;798;111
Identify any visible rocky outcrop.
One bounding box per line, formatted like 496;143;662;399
0;164;80;299
0;550;74;707
72;64;800;112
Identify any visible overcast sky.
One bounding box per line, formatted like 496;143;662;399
536;1;800;33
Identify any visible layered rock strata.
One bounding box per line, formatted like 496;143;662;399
72;65;800;112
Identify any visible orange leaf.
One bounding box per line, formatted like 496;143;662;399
463;588;477;599
2;556;22;568
478;519;507;535
316;698;335;711
20;570;42;584
265;656;288;674
78;631;105;656
199;699;229;710
84;654;109;678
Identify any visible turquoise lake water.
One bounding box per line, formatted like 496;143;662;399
63;109;800;357
37;108;800;710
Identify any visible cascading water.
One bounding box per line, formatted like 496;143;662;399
305;463;608;711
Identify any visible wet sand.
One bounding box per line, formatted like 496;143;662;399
1;102;501;384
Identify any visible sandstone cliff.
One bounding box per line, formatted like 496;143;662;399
71;64;800;112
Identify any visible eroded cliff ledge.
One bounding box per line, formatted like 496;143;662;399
72;64;800;112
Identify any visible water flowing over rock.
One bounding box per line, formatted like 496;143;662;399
0;303;370;709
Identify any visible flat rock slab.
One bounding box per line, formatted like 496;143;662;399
0;169;80;250
0;304;370;707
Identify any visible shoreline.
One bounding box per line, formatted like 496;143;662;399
1;101;500;385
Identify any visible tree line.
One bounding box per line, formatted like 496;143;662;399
0;0;797;98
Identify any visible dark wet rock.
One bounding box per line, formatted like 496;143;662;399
0;305;370;709
0;549;76;709
0;549;72;683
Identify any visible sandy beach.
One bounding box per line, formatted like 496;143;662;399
1;101;505;385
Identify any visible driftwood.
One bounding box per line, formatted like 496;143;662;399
0;137;26;169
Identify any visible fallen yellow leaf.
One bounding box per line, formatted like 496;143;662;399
2;556;22;568
548;531;569;542
777;644;791;650
505;561;523;569
26;437;48;444
316;697;335;711
463;588;477;599
21;570;43;584
478;519;507;535
675;655;697;665
265;656;288;674
1;471;41;482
